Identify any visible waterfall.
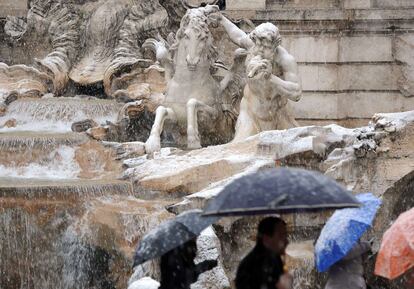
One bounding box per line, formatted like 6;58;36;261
0;98;123;132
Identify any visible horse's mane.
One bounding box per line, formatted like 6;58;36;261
169;8;218;64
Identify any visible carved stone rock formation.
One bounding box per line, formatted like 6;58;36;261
118;110;414;288
0;63;53;101
0;0;196;99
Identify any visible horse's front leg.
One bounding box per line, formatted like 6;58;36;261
145;105;176;154
186;98;217;149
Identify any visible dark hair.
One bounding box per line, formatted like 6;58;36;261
257;217;286;240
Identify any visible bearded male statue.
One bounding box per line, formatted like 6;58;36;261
211;14;302;141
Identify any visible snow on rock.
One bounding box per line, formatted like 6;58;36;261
325;110;414;194
103;141;146;160
167;159;274;214
256;124;357;160
116;111;414;289
192;227;231;289
372;110;414;132
122;140;263;194
128;277;160;289
121;124;359;196
128;260;161;288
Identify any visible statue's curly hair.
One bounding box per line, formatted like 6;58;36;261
249;22;282;48
169;8;218;63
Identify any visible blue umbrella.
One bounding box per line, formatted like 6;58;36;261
315;193;382;272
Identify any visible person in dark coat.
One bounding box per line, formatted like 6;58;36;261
235;217;293;289
159;238;217;289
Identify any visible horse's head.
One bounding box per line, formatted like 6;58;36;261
171;6;218;71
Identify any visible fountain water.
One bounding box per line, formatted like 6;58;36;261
0;98;122;132
0;96;134;288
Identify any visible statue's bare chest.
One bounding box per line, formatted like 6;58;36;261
272;62;283;77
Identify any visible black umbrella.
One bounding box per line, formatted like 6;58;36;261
202;168;360;217
133;209;219;267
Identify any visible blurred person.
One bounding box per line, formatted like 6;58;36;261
159;238;217;289
235;217;293;289
325;240;371;289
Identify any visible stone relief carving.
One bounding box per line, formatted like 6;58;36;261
3;0;80;97
0;0;195;102
211;13;302;141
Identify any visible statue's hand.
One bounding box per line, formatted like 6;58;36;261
204;4;220;15
247;57;272;79
207;11;223;27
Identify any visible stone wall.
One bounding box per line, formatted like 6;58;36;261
0;0;28;17
226;0;414;127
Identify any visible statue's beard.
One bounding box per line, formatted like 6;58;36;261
249;46;275;61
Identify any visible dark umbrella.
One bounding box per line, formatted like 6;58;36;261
133;209;219;267
202;168;360;217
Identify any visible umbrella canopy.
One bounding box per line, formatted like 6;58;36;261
315;193;382;272
133;209;218;267
202;168;360;217
375;207;414;280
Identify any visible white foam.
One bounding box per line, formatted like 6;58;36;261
0;146;81;179
128;277;160;289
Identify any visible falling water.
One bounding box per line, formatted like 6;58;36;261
0;132;88;150
0;179;133;199
0;182;135;289
0;98;123;132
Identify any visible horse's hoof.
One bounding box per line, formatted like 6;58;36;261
145;136;161;154
187;136;202;150
187;142;202;150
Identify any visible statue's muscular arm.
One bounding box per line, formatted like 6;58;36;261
269;47;302;102
218;15;254;49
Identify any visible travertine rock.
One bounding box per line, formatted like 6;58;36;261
111;65;166;105
1;118;17;128
73;196;173;261
74;140;123;179
130;124;356;213
71;119;98;132
0;63;53;99
192;227;231;289
121;111;414;289
86;126;109;141
103;141;146;160
0;103;6;116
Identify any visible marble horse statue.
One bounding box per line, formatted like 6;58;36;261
143;5;245;153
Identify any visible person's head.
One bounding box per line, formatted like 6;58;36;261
249;23;281;60
182;238;198;259
257;217;288;255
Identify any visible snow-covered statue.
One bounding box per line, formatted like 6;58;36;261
210;13;302;141
144;5;245;153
